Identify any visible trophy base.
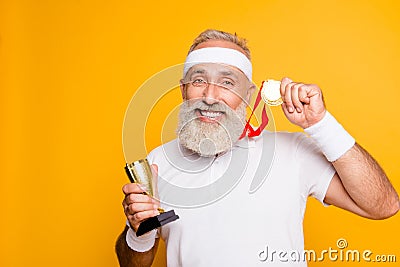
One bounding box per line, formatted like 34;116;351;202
136;210;179;237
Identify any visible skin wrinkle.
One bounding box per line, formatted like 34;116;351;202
185;65;244;94
188;70;239;85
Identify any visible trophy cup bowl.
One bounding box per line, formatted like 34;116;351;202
125;159;179;236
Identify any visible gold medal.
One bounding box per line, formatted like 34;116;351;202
261;79;283;106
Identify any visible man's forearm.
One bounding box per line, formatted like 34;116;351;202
115;226;159;267
332;143;399;219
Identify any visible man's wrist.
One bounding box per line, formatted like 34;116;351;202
125;221;157;252
304;111;355;162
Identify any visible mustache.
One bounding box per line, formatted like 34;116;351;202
185;99;232;113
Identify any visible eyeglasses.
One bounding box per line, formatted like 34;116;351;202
185;78;239;91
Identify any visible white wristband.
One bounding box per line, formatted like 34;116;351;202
125;224;157;252
304;111;355;162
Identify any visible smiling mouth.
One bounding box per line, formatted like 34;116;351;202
196;109;224;122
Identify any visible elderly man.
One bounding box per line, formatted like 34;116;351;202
116;29;399;267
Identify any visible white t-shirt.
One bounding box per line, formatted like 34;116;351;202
147;131;335;267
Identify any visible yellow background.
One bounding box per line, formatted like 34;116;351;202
1;0;399;266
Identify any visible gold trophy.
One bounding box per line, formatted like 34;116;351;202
125;159;179;236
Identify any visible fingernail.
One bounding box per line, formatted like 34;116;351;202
153;204;159;209
296;107;302;113
288;106;294;113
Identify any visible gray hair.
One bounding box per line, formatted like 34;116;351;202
188;29;251;60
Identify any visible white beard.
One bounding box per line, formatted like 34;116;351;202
177;100;247;157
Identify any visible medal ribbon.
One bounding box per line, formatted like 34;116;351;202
239;81;269;139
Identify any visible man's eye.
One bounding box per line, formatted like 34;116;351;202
220;80;235;89
222;80;234;86
192;79;207;86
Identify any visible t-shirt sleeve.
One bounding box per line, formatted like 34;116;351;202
294;133;336;205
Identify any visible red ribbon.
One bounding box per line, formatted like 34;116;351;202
239;81;269;139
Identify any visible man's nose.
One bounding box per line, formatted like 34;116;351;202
203;82;220;105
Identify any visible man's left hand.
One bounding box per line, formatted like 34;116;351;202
280;77;326;129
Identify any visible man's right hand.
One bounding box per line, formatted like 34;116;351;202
122;164;160;232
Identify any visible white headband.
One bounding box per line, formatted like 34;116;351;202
183;47;252;81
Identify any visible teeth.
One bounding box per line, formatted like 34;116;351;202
199;110;222;118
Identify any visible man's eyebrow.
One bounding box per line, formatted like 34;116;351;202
218;70;238;79
187;68;206;79
190;69;206;75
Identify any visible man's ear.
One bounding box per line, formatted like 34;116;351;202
180;79;186;100
246;82;257;104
